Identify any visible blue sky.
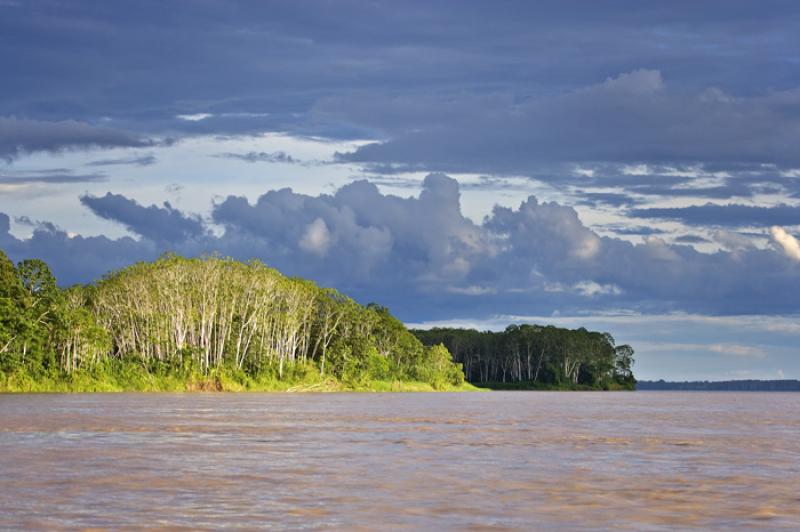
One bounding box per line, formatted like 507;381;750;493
1;0;799;380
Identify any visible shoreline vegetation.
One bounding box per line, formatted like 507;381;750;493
413;326;636;391
1;250;635;393
0;364;481;393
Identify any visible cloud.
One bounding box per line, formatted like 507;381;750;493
213;151;300;164
546;281;623;297
299;218;332;256
0;117;153;161
0;212;156;286
86;154;156;167
80;192;206;244
708;343;767;358
3;2;800;249
566;164;797;207
674;235;711;244
0;170;106;184
621;342;765;358
712;230;757;251
602;225;667;236
576;192;641;208
210;173;485;287
770;226;800;261
630;203;800;227
335;70;800;175
2;3;799;169
3;174;800;319
176;113;213;122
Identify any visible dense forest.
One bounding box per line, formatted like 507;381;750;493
0;251;466;392
413;325;636;390
1;248;637;392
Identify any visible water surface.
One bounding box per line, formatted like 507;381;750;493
1;392;799;529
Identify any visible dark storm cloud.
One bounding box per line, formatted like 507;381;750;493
3;176;800;320
3;1;800;321
337;71;800;174
80;193;207;243
0;117;154;161
2;1;800;172
0;213;156;286
11;216;60;234
629;203;800;227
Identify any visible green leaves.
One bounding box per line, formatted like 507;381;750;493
0;249;468;389
413;324;636;389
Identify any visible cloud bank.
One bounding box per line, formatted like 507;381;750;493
0;117;153;161
3;175;799;320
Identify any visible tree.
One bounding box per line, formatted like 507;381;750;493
411;324;635;389
0;249;469;389
0;250;23;365
614;345;635;385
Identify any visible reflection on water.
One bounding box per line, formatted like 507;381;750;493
1;392;799;529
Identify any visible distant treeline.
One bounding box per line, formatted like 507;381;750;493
0;251;466;391
637;379;800;391
412;325;636;390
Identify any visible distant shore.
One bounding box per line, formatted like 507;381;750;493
637;379;800;391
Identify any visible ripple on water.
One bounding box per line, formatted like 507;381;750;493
0;392;799;529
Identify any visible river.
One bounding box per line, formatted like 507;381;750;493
1;392;798;529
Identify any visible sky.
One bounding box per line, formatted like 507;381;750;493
1;0;799;380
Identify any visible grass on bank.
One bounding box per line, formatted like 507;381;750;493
0;361;480;393
1;359;632;393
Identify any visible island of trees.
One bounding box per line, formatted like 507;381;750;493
1;251;466;392
1;249;635;392
412;326;636;390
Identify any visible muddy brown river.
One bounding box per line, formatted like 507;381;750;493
1;392;799;530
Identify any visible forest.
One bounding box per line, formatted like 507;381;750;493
412;325;636;390
0;251;467;392
1;248;636;392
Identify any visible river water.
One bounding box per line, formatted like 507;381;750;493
1;392;799;530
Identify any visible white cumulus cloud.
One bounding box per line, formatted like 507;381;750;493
770;226;800;261
299;217;331;256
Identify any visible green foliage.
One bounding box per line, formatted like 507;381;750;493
0;248;634;393
0;251;22;370
0;250;466;392
412;324;636;390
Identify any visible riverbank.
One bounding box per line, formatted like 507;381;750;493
0;368;480;393
1;367;637;393
471;380;635;391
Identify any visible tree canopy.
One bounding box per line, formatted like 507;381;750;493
412;324;635;390
1;249;635;391
0;252;464;390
